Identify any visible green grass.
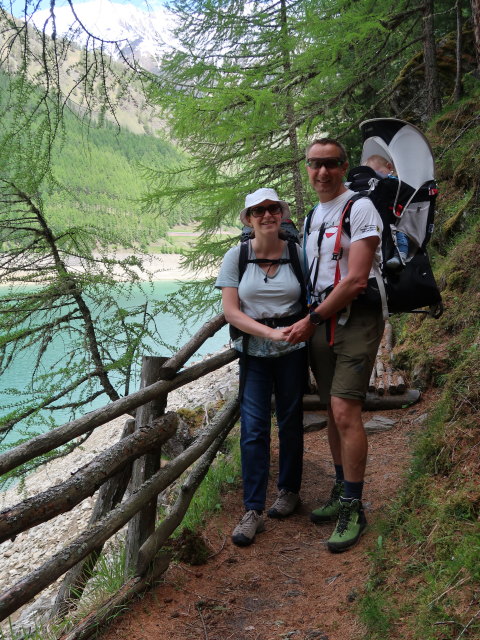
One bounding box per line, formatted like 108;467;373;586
358;327;480;640
175;432;241;535
357;117;480;639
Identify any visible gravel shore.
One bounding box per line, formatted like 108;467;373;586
0;251;216;285
100;251;216;281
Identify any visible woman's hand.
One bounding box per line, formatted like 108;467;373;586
281;316;315;344
267;327;290;342
222;287;287;341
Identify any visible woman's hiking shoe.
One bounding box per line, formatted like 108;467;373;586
327;497;367;553
310;482;345;523
232;510;265;546
267;489;299;518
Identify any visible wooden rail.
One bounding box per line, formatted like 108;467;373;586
0;313;240;633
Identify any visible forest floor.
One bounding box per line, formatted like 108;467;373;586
99;392;434;640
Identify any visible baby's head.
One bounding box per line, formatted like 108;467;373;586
365;154;395;176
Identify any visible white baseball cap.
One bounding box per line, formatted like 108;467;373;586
239;188;291;226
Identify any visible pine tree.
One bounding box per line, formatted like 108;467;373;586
147;0;445;265
0;2;168;472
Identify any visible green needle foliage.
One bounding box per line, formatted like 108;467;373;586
0;5;182;472
144;0;471;313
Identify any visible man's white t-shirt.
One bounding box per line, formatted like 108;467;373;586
304;189;383;299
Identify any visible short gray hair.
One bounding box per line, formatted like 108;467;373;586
305;138;348;164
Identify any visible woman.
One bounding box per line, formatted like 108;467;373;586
215;187;308;546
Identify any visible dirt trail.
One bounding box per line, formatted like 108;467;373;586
100;396;431;640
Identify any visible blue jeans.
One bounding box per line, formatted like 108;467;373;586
239;347;307;511
396;231;409;257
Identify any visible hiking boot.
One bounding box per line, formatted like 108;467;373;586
386;251;407;271
327;497;367;553
310;482;345;524
386;254;402;270
231;510;265;547
267;489;299;518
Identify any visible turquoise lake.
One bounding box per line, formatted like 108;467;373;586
0;281;229;445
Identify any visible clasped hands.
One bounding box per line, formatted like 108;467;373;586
279;316;315;344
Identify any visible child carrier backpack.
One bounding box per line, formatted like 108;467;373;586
306;118;443;318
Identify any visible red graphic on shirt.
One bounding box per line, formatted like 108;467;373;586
325;227;338;239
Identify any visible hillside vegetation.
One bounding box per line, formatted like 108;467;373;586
359;96;480;640
46;113;183;250
0;72;186;251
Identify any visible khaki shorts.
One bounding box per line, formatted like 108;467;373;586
309;304;384;403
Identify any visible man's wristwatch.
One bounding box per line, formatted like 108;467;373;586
309;311;325;326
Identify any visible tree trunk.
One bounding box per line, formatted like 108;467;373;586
302;390;421;410
52;418;136;620
454;0;463;101
279;0;306;223
423;0;442;117
472;0;480;73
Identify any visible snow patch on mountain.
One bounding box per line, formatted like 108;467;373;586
31;0;177;72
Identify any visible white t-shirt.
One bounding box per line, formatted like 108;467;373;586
215;242;305;357
304;190;383;299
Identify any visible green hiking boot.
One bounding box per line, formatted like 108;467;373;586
327;497;367;553
310;482;345;524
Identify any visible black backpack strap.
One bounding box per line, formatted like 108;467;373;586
234;240;251;400
287;240;308;313
422;180;438;250
237;239;249;284
307;222;326;300
304;206;316;236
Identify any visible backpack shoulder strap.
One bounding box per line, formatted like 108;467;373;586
237;240;250;284
287;240;307;311
304;206;316;236
340;192;366;239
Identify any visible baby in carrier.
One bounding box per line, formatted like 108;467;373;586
364;154;409;270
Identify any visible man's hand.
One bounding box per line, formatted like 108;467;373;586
281;316;315;344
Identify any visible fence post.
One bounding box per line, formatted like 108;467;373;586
52;418;136;619
124;356;169;577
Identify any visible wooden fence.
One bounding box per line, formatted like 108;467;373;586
0;315;418;639
0;314;240;639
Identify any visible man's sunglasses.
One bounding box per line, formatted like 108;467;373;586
249;204;282;217
306;157;344;170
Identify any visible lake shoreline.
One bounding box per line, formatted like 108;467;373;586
101;250;216;281
0;251;216;285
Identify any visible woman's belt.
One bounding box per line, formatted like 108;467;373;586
255;312;305;328
229;312;304;340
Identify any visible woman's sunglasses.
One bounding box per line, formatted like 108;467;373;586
249;204;282;217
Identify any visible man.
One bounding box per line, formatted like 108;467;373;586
282;138;384;552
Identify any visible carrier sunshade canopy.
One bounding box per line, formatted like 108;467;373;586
360;118;435;194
